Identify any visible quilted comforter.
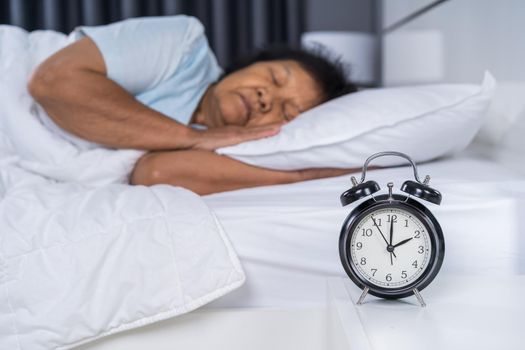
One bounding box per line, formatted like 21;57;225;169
0;25;245;349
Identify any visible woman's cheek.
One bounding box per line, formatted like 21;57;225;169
217;94;244;126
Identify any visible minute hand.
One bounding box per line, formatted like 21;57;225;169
393;237;414;248
389;218;394;245
371;217;397;258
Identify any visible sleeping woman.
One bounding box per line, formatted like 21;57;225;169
28;15;357;195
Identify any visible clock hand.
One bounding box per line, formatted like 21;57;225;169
390;252;393;266
393;237;414;248
371;217;389;246
389;218;394;245
371;217;397;258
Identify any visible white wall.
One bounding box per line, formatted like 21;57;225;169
382;0;525;171
382;0;525;84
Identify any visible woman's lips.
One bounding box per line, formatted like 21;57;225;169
237;93;252;120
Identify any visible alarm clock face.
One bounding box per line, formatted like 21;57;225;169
349;206;432;289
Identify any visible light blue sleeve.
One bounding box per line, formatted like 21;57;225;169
71;15;208;95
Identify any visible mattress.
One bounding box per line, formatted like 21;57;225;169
204;153;525;308
78;152;525;349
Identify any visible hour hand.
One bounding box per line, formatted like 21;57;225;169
393;237;414;248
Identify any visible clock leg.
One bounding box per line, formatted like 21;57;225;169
357;286;370;305
412;288;426;307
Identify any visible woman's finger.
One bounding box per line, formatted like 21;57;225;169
190;123;282;150
235;124;281;142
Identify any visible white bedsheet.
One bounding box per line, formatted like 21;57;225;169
0;25;244;350
205;154;525;307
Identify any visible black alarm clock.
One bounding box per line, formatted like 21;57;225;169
339;151;444;306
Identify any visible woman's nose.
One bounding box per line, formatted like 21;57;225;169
256;87;272;113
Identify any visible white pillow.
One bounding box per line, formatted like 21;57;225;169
471;80;525;175
217;72;495;170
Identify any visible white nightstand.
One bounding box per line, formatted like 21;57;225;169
79;295;352;350
75;275;525;349
327;275;525;350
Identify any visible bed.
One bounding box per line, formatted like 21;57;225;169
74;148;525;349
205;149;525;308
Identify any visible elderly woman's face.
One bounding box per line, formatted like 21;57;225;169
202;60;322;127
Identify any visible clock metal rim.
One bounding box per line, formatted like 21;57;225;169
339;194;445;299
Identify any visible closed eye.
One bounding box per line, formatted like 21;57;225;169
269;68;279;86
270;67;290;87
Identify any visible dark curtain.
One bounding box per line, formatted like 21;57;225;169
0;0;305;67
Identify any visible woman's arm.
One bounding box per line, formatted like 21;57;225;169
130;150;356;195
28;37;195;150
28;37;279;150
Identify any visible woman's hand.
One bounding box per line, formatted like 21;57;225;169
188;123;282;151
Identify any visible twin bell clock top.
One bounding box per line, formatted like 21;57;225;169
339;151;444;307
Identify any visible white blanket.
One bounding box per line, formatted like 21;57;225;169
0;26;245;349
